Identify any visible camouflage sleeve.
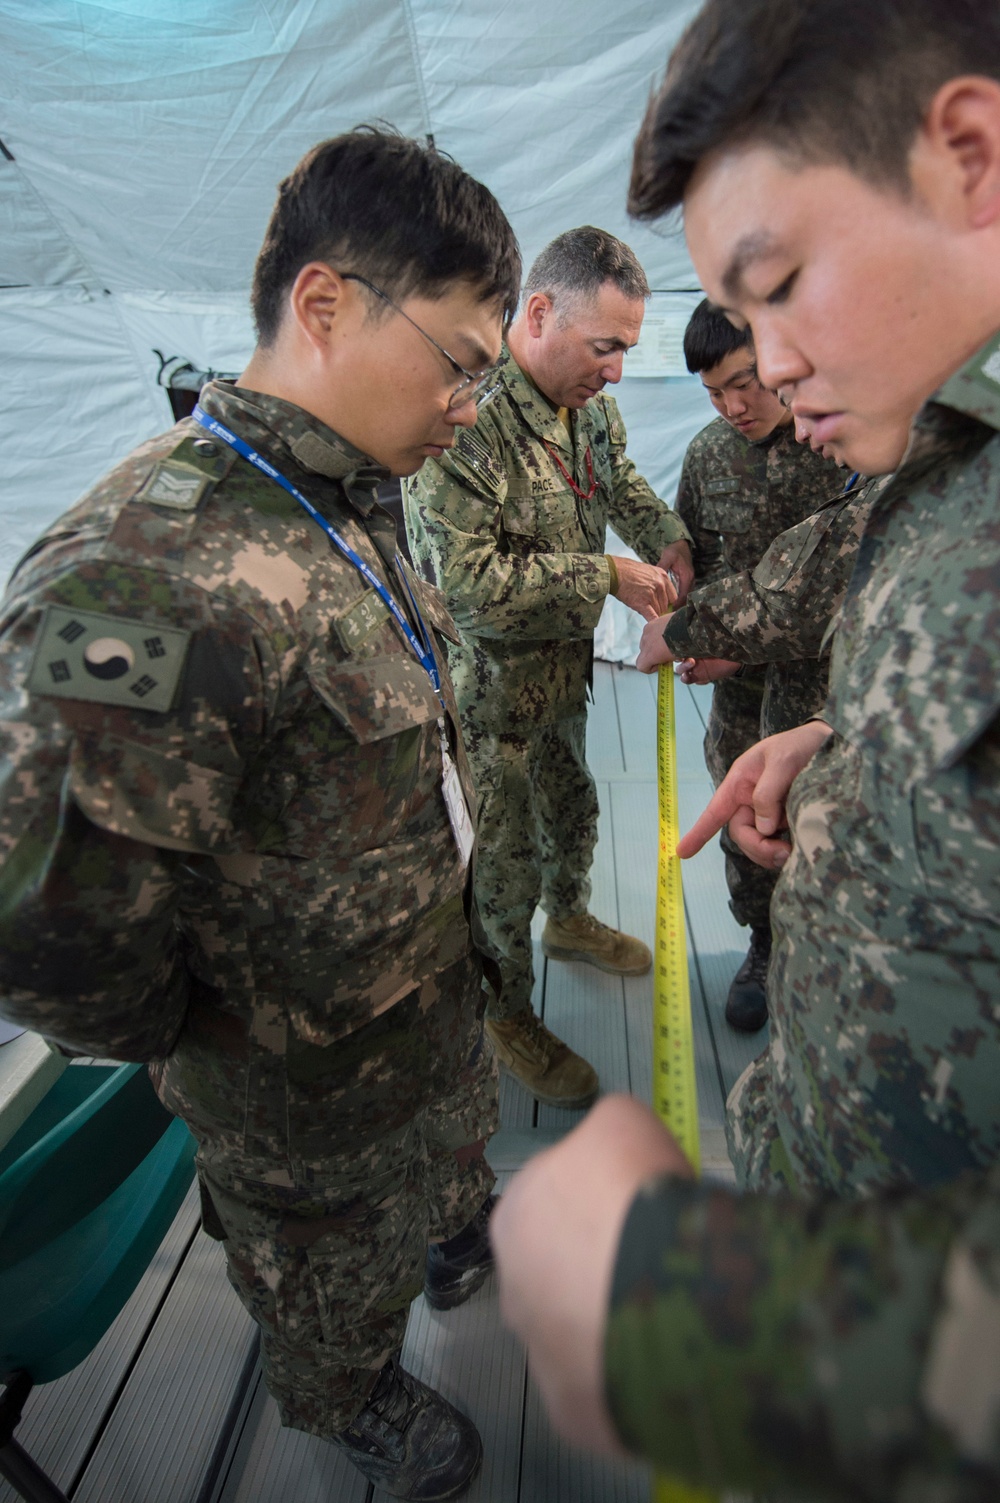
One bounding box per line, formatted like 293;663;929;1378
404;417;611;641
661;490;874;664
0;563;268;1061
605;1168;1000;1501
675;445;726;580
598;396;691;560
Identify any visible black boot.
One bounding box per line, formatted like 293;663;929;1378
424;1195;496;1311
725;927;771;1032
332;1355;483;1501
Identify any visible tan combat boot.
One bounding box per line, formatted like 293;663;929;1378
541;912;652;976
484;1011;598;1109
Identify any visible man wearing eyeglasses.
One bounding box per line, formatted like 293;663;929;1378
0;129;520;1501
405;227;693;1110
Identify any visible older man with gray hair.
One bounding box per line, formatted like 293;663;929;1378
405;226;692;1109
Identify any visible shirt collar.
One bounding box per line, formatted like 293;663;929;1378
926;328;1000;433
499;347;579;455
198;380;390;515
751;416;796;451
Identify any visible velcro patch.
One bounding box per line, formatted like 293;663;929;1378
705;476;741;495
332;590;389;654
135;460;212;512
27;606;191;713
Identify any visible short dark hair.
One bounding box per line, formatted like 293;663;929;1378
522;226;649;316
629;0;999;221
251;126;521;345
683;299;753;374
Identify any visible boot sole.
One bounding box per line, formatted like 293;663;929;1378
541;942;650;977
724;1005;769;1033
424;1263;493;1311
497;1061;599;1110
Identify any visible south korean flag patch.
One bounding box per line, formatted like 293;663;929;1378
27;605;191;713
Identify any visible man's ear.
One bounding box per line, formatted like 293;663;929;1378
523;291;554;340
287;262;350;349
917;76;1000;230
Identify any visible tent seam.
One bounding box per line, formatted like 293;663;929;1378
399;0;433;141
1;155;104;293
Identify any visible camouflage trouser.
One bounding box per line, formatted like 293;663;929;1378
156;950;498;1436
760;655;830;741
704;673;777;932
725;1053;797;1192
466;715;599;1020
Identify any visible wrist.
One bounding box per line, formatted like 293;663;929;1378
605;555;619;595
660;604;692;653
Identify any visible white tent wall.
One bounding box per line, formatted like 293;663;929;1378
0;0;716;607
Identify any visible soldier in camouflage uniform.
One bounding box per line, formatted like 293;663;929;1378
667;301;841;1031
722;333;1000;1196
492;2;1000;1495
492;1093;1000;1503
629;0;1000;1200
405;227;692;1110
0;131;523;1502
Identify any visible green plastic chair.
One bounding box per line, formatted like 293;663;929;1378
0;1062;196;1503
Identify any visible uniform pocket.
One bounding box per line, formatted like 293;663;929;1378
754;511;833;591
701;496;755;533
502;486;578;543
305;650;440;744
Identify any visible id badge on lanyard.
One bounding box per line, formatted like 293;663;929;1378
191;404;474;867
438;721;474;867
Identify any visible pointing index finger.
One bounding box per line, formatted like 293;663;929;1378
676;781;743;859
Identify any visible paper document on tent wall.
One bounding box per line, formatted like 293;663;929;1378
625;293;704;377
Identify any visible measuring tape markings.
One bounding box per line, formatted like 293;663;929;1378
653;665;701;1175
651;666;716;1503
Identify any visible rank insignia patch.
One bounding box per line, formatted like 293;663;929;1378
135;460;211;511
27;606;191;712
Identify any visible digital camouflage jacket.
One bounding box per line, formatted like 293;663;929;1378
606;1164;1000;1501
0;382;479;1062
403;347;690;735
756;331;1000;1196
665;473;888;735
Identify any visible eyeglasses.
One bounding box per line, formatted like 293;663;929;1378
341;272;496;410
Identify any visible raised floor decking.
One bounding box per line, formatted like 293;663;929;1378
2;662;764;1503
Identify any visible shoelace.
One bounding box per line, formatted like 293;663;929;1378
366;1357;420;1433
515;1010;557;1063
748;933;772;986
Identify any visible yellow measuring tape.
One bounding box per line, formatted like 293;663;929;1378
652;665;700;1172
652;666;716;1503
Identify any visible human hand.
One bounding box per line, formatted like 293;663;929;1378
610;557;677;620
635;614;676;673
492;1096;692;1454
677;656;742;685
677;719;833;870
656;541;694;603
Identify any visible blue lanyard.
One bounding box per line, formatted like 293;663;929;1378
191;404;443;704
844;471;860;492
